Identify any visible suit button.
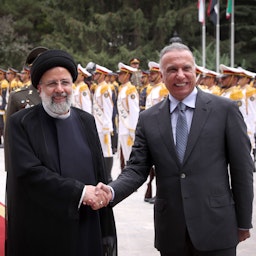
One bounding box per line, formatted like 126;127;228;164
180;173;186;179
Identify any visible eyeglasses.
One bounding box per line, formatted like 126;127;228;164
40;79;73;88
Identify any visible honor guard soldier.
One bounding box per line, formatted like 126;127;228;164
117;62;139;169
0;68;8;147
108;72;119;154
195;64;206;87
4;46;48;172
6;68;19;92
73;64;92;114
0;68;9;111
144;61;168;203
219;64;241;98
130;58;142;92
93;64;114;182
201;68;221;96
145;61;168;109
236;67;256;159
85;62;97;95
139;70;151;112
19;65;31;88
219;65;256;160
5;47;48;118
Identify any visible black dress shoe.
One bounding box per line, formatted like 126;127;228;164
144;197;151;203
148;196;156;204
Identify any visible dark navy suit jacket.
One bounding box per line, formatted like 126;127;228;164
110;89;254;252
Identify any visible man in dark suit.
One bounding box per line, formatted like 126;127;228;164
6;49;117;256
97;43;254;256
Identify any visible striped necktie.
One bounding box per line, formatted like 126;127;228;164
176;102;188;163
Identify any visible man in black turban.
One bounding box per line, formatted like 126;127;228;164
5;49;117;256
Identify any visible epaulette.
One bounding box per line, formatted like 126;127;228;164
0;79;9;89
146;86;153;95
159;85;169;97
126;84;137;95
90;83;98;93
230;88;243;100
110;83;115;91
113;81;119;88
100;83;110;94
211;86;221;96
79;84;89;92
198;84;208;90
246;86;256;98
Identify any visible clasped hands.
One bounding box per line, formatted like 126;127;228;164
82;182;112;210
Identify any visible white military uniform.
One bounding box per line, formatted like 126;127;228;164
236;68;256;155
146;61;168;109
73;64;92;114
117;62;139;163
93;65;113;157
73;82;92;113
145;83;168;109
220;65;256;158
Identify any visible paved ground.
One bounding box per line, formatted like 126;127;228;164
0;149;255;255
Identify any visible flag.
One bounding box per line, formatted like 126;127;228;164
207;0;218;25
226;0;232;19
198;0;205;23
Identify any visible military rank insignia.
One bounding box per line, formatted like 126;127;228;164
237;101;242;107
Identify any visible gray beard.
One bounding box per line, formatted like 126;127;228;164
40;91;73;115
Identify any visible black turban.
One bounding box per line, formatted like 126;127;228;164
30;49;78;88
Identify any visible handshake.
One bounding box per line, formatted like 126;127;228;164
82;182;112;210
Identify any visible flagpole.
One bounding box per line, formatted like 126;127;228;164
202;23;206;68
216;0;220;72
202;1;206;68
230;0;235;67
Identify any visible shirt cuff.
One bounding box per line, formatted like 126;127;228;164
78;185;86;209
108;185;115;201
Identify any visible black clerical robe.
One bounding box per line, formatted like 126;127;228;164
6;104;117;256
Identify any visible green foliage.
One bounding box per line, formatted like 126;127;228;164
0;0;255;72
0;15;32;69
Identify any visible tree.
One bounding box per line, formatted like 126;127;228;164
1;0;255;71
0;15;32;69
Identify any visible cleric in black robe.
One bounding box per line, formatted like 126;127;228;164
5;49;117;256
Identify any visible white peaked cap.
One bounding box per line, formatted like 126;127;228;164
95;64;112;75
237;67;256;79
77;64;91;77
118;62;137;73
148;61;160;71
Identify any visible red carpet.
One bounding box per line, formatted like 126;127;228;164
0;202;5;256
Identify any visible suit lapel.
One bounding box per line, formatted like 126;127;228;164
156;98;177;156
183;90;212;164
